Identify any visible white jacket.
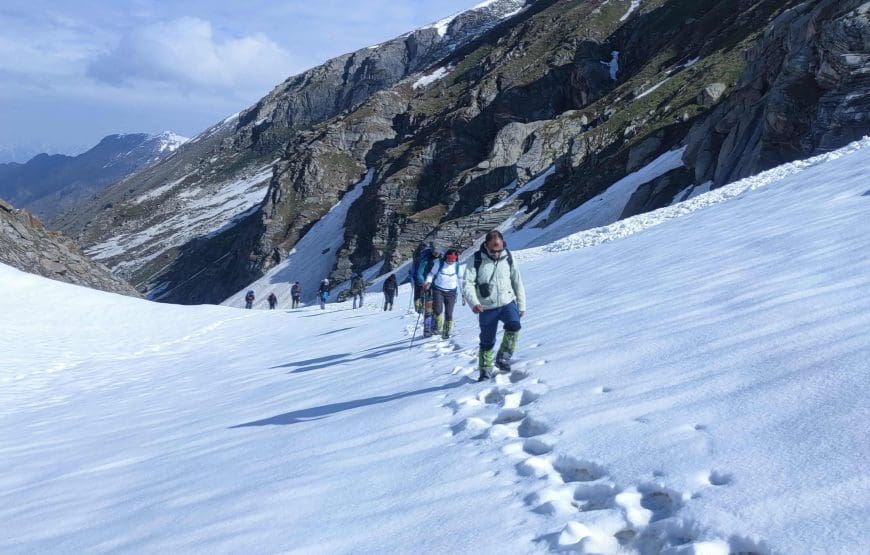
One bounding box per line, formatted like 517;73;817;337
462;248;525;311
425;260;462;294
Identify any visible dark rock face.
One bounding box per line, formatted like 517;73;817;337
683;0;870;187
621;167;695;219
0;133;185;223
0;198;140;296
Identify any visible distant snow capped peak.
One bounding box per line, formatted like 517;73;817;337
152;131;190;153
428;0;527;39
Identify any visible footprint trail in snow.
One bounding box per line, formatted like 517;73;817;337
413;329;763;555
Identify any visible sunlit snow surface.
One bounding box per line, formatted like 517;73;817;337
2;138;870;553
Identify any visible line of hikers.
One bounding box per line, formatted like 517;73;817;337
242;229;525;382
244;281;304;310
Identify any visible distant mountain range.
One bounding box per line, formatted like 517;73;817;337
0;142;91;164
0;132;188;223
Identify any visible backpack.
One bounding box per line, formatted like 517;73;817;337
473;248;513;286
383;276;397;293
417;250;443;284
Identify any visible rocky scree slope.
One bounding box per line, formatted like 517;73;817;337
0;198;140;297
54;0;532;299
151;0;869;305
0;132;187;223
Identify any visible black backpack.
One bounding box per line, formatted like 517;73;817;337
473;247;514;275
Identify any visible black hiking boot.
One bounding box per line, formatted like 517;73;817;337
495;350;512;373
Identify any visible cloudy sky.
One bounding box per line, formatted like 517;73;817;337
0;0;477;157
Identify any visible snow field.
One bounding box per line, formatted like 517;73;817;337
1;137;869;553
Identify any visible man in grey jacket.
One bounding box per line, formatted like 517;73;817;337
463;230;526;381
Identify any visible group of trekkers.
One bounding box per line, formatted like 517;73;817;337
243;229;525;382
244;281;303;310
410;229;526;381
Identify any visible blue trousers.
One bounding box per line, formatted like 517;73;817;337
478;301;521;350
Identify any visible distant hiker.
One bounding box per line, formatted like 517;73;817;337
423;249;464;339
319;279;330;310
245;290;255;309
383;273;398;311
291;281;302;309
350;273;366;309
413;243;442;313
463;230;526;381
268;292;278;310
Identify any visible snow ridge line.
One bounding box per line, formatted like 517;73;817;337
428;338;771;553
517;136;870;261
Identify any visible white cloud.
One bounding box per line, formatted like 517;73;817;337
88;17;296;94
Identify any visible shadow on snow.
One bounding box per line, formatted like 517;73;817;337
230;379;470;427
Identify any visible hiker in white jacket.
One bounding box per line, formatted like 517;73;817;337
463;230;526;380
423;249;464;339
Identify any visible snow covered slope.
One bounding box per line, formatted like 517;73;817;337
86;162;275;279
223;170;374;307
2;139;869;553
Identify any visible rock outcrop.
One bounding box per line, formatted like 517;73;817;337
683;0;870;186
0;198;140;296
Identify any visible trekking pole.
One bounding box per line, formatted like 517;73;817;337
409;310;422;349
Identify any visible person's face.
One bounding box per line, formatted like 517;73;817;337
486;238;504;257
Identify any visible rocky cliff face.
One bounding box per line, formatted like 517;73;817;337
684;0;870;187
0;198;140;297
0;132;187;223
63;0;869;305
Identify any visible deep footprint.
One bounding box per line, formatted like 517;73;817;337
493;409;526;425
638;485;682;521
522;438;553;456
518;417;550;438
481;387;507;405
573;483;617;511
552;455;605;483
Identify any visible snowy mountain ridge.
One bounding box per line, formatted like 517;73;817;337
0;131;190;223
2;136;869;554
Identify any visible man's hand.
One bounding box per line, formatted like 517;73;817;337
472;304;484;314
520;310;525;317
422;283;430;291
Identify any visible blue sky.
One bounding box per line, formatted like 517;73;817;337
0;1;477;156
